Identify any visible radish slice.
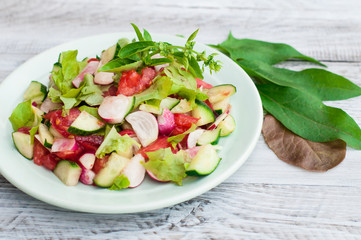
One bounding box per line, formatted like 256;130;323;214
187;129;205;148
125;111;159;147
79;168;95;185
98;95;134;124
147;170;169;183
157;108;175;135
121;154;146;188
186;146;202;158
94;72;114;85
40;98;62;113
72;61;99;88
51;138;78;152
151;54;170;72
79;153;96;170
208;105;231;130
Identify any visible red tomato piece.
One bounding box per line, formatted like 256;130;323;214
196;78;213;89
119;129;136;137
117;67;156;96
17;127;31;134
43;109;81;137
170;113;199;135
75;135;104;153
137;136;176;158
102;85;118;97
93;156;109;174
53;148;82;162
87;58;100;63
33;139;48;166
41;154;59;171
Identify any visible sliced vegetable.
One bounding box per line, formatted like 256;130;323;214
197;128;221;146
212;97;230;115
79;168;96;185
125;111;159;147
72;60;99;88
158;108;175;136
51;138;79;152
23;81;47;105
38;123;54;148
79;153;96;170
67;110;105;136
93;152;130;187
98;95;135;124
207;84;236;104
187;129;205;148
191;99;215;126
159;97;180;110
171;99;192;113
121;154;146;188
53;160;82;186
139;104;162;115
39;97;62;113
94;72;114;85
218;115;236;137
186;144;221;176
12;132;33;159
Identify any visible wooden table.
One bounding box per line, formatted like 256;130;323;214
1;0;361;239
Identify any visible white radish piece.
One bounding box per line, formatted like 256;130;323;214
121;154;146;188
98;95;133;124
151;54;170;72
94;72;114;85
72;61;99;88
208;105;231;130
79;153;96;170
157;108;175;135
79;168;95;185
187;129;205;148
40;97;62;113
147;170;169;183
186;146;202;159
125;111;158;147
51;138;78;152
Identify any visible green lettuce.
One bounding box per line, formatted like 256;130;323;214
144;148;190;185
108;174;130;190
9;100;35;131
96;126;140;158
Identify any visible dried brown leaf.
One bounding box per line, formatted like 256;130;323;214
262;114;346;171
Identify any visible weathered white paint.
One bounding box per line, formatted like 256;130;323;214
1;0;361;239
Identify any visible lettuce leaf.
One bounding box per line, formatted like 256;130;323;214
96;126;140;158
9;100;35;131
144;148;189;185
108;174;130;190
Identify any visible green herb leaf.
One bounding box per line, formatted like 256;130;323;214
257;84;361;149
239;59;361;101
131;23;145;41
143;29;152;41
187;29;199;43
216;32;325;66
118;41;155;58
98;58;135;72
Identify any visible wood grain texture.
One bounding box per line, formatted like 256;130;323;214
1;0;361;239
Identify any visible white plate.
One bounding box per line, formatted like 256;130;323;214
0;33;263;214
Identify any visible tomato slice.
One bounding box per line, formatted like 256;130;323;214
17;127;31;134
33;139;58;170
93;155;109;174
117;67;156;96
170;113;199;135
196;78;213;89
43;109;81;137
102;85;118;97
137;136;176;158
42;154;59;171
119;129;136;137
75;135;104;152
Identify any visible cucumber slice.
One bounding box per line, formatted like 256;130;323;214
197;128;221;146
207;84;236;104
192;99;215;126
49;126;64;138
68;111;105;136
186;144;221;176
159;97;180;110
38;123;54;148
12;132;33;159
23;81;47;104
218;115;236;137
53;160;82;186
93;152;130;187
171;99;192;113
212;97;230;115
